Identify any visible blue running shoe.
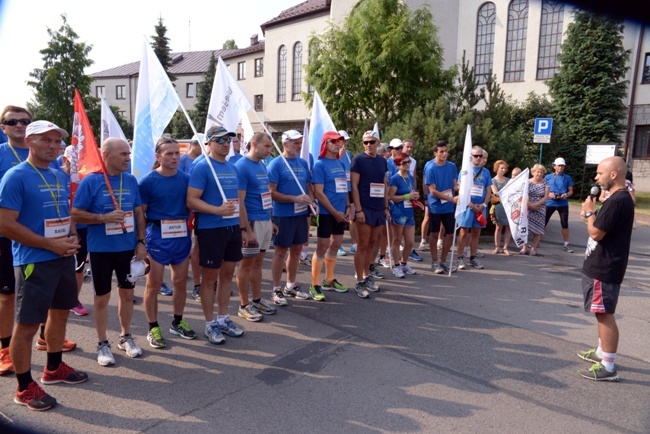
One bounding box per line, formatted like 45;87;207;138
159;282;173;296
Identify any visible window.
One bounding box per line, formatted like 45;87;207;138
255;58;263;77
237;61;246;80
186;83;195;98
475;2;497;84
117;111;126;118
633;125;650;158
95;85;105;97
504;0;529;82
643;53;650;83
536;0;564;80
277;45;287;103
292;42;303;101
255;94;264;112
116;85;126;100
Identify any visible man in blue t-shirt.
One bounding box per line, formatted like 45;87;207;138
235;132;279;318
423;141;458;274
227;135;244;165
179;133;205;174
337;130;357;256
267;129;315;302
187;126;248;345
456;145;492;270
71;137;147;366
545;157;574;253
0;120;88;411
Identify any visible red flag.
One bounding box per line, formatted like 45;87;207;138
70;89;104;199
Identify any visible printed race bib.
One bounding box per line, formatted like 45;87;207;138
335;178;347;193
294;202;308;214
44;217;70;239
226;199;240;219
105;211;134;235
346;170;351;182
370;183;385;198
403;200;412;208
261;191;272;210
440;189;452;204
470;185;484;198
161;219;188;239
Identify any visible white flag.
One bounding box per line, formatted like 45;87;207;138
100;94;127;143
206;57;252;135
132;38;179;180
300;118;310;165
241;115;254;153
455;125;474;218
372;122;380;141
499;168;530;248
307;91;336;161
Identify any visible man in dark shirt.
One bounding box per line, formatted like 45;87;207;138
577;156;634;382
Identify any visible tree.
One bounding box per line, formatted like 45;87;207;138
305;0;453;133
151;18;176;82
546;10;630;192
193;52;217;133
28;14;95;133
222;39;238;50
445;51;485;116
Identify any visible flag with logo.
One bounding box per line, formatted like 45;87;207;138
206;57;252;135
455;125;474;219
132;38;180;180
70;89;104;199
100;94;127;143
498;168;530;248
307;91;336;161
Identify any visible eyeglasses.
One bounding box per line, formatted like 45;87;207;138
210;136;232;144
2;118;31;126
400;160;411;165
363;140;377;145
471;154;483;158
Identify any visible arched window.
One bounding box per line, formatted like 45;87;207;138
292;42;303;101
308;41;316;93
536;0;564;79
475;2;496;84
277;45;287;103
504;0;529;82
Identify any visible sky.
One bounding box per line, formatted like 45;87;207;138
0;0;302;108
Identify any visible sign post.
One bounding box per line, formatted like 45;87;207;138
533;118;553;163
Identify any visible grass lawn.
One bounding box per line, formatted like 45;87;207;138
635;192;650;216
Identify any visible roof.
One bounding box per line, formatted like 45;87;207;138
261;0;331;34
91;42;265;78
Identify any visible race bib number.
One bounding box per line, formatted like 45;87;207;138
404;200;412;209
346;170;351;182
44;217;70;239
105;211;134;235
226;199;240;219
161;219;188;239
440;189;452;204
470;185;484;198
261;191;272;210
370;183;385;198
294;202;308;214
335;178;347;193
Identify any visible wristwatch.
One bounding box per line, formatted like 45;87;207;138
584;212;594;219
138;239;146;246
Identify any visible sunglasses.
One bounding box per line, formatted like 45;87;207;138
210;136;232;144
363;140;377;145
472;154;483;158
400;160;411;165
3;118;31;126
328;138;342;144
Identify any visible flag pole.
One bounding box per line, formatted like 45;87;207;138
249;109;316;215
448;221;459;277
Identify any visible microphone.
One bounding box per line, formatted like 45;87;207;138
590;185;600;201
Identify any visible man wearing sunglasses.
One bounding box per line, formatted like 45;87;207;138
350;130;390;298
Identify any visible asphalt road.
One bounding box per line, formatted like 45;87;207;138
1;206;649;433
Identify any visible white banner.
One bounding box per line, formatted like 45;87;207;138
455;125;474;218
206;57;252;135
100;94;127;144
499;168;530;248
307;91;336;162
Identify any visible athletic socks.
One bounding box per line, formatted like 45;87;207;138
311;254;324;286
324;255;337;282
601;351;616;372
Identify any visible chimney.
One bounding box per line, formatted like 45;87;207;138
250;34;259;46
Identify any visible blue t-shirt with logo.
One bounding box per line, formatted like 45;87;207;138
545;173;573;207
179;153;196;174
424;160;457;214
0;143;29;180
188;156;241;229
312;158;347;215
389;172;415;219
459;167;492;204
188;153;206;175
267;156;311;217
235;156;271;221
73;172;142;252
0;162;71;265
387;157;398;178
139;170;190;221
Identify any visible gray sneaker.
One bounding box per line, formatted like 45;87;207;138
577;348;602;364
578;363;619;382
218;317;244;338
282;284;309;300
355;282;370;299
204;322;225;345
432;262;444;274
369;264;384;279
191;285;201;301
401;263;416;275
439;262;457;274
117;334;142;358
364;278;380;292
457;256;466;270
468;258;484;269
97;341;115;366
238;304;263;322
251;299;277;315
272;290;288;306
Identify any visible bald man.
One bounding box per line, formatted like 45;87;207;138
72;138;147;366
577;156;634;381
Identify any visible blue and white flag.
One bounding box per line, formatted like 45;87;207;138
132;38;179;180
207;57;252;135
455;125;474;219
300;118;310;165
100;94;127;144
307;91;336;161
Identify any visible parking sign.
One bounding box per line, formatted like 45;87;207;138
534;118;553;143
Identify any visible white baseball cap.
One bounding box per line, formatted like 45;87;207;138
126;257;150;283
25;120;69;138
553;157;566;166
338;130;350;140
389;138;403;148
282;130;303;142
